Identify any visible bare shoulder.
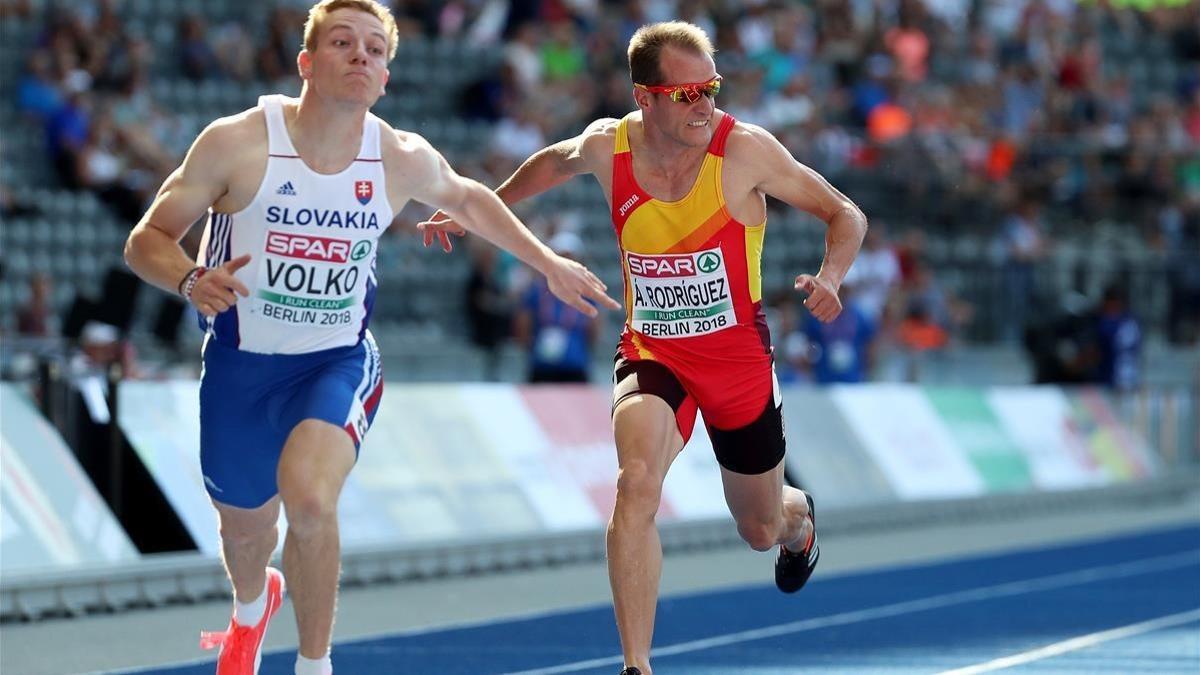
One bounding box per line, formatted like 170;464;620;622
195;107;266;159
725;119;786;161
580;117;619;146
378;122;441;175
575;117;620;171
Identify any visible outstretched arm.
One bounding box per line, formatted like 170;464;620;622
417;118;617;251
401;132;619;317
747;125;868;322
124;120;251;317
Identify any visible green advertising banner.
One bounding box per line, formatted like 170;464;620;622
925;388;1033;493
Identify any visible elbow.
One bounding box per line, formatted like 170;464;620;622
849;203;868;230
123;227;146;273
831;203;867;235
446;180;483;226
123;235;137;270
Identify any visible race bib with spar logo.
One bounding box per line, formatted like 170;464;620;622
627;247;735;338
254;231;371;327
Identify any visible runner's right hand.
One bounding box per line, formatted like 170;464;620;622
190;254;251;318
544;255;621;318
416;210;466;253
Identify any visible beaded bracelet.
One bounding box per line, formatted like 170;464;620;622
177;266;207;299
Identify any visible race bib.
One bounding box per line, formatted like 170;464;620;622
627;247;735;339
253;231;369;328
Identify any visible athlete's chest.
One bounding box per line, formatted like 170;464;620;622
629;154;707;203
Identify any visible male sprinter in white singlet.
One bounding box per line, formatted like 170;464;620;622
124;2;618;674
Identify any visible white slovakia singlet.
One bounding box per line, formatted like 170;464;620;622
197;95;395;354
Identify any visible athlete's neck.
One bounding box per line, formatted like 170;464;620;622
633;114;711;178
287;91;368;174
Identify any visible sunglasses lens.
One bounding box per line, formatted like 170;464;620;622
671;87;703;103
673;81;720;103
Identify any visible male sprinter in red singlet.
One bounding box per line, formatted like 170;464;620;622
420;21;866;675
124;2;617;674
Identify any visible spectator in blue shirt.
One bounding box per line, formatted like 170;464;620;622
515;231;598;383
801;281;876;384
1095;284;1141;391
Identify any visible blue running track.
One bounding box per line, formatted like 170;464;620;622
138;524;1200;674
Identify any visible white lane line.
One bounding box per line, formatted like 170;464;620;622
938;607;1200;674
503;550;1199;675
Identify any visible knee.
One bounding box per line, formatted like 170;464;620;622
218;506;276;550
219;517;277;550
280;489;338;537
613;460;665;519
736;519;780;552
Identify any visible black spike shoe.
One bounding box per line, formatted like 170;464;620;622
775;491;819;593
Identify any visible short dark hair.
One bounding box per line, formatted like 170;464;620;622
627;22;715;86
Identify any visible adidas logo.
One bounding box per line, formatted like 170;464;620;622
203;475;223;493
276;181;297;196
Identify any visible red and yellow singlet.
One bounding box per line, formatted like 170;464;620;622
612;112;773;430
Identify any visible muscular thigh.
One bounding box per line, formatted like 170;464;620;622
612;356;690;472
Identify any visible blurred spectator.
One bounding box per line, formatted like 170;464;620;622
761;75;815;131
1094;284;1141;391
16;273;56;338
994;197;1050;341
73;109;149;223
490;103;547;165
1023;292;1097;386
75;320;140;378
905;259;973;339
842;225;900;325
896;302;948;354
816;0;861;87
769;294;808;384
257;7;303;83
799;282;877;384
514;231;598;383
999;64;1044;140
48;89;93;186
541;20;586;81
110;67;185;169
211;22;257;81
851;53;892;126
503;21;543;95
86;1;137;93
867;97;912;144
884;10;929;84
178;15;221;82
465;240;512;381
751;10;814;94
16;50;63;120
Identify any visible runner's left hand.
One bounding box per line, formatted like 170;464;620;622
546;255;621;317
795;273;842;323
416;210;466;253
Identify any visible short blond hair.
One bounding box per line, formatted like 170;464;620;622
627;21;715;86
303;0;399;61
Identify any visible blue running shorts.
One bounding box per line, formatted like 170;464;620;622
199;332;383;509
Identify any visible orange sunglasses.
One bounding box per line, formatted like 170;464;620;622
634;75;722;103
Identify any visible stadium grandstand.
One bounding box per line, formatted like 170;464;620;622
0;0;1197;673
